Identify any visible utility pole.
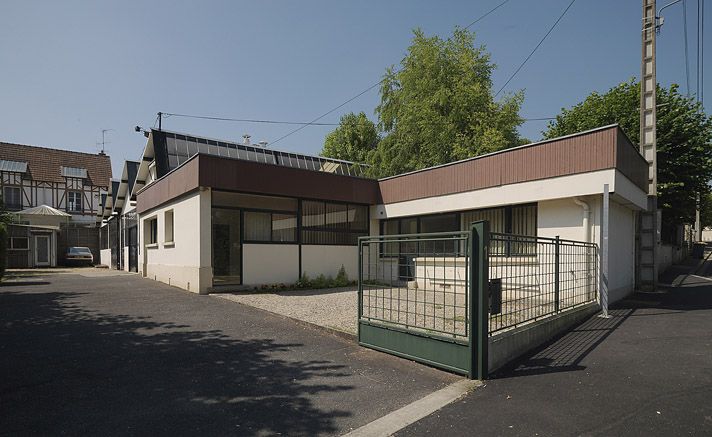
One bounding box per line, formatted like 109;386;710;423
638;0;659;292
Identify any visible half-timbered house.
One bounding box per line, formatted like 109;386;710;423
1;141;112;267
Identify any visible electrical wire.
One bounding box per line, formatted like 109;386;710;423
267;0;514;147
494;0;577;98
701;0;704;105
162;112;339;126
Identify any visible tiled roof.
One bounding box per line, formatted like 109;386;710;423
0;141;112;187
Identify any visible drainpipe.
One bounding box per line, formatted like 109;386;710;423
573;197;590;242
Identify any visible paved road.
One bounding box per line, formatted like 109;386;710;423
397;258;712;436
0;269;457;436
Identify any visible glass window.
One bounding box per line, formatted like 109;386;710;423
244;211;271;241
164;210;174;243
9;237;29;250
419;214;458;233
272;213;297;242
301;200;368;245
67;191;82;212
3;186;22;209
146;218;158;244
349;205;369;232
381;219;400;257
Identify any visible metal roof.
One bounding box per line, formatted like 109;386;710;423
0;159;28;173
61;166;88;178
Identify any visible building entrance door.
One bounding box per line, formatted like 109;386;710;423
34;235;51;267
211;208;242;286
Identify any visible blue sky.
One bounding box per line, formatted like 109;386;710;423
1;0;710;177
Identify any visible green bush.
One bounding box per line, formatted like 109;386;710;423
334;265;349;287
0;223;6;280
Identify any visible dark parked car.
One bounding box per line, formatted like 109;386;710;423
65;247;94;266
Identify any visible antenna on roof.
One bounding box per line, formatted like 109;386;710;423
100;129;113;155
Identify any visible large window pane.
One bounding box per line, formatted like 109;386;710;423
244;211;271;241
272;213;297;242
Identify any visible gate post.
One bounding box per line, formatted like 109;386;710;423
357;238;364;343
555;236;560;313
469;221;490;380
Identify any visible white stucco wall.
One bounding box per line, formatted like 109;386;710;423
301;245;359;282
537;196;601;243
607;199;637;302
139;189;212;293
100;248;111;267
242;244;299;285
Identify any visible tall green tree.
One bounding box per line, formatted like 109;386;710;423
544;79;712;241
321;28;524;177
321;112;379;164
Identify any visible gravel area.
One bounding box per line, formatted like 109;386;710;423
214;287;358;335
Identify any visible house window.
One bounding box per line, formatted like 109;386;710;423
8;237;29;250
164;210;174;243
2;186;22;210
146;217;158;245
243;211;297;243
67;191;82;212
300;200;369;245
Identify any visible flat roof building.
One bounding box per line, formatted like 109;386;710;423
122;124;647;304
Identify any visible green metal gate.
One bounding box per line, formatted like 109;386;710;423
358;221;489;379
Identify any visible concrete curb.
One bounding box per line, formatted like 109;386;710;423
342;379;480;437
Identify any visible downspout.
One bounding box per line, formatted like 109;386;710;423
573;197;590;242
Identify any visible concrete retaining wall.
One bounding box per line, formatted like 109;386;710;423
488;302;600;372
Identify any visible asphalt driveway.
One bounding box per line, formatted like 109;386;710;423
0;269;457;436
396;258;712;436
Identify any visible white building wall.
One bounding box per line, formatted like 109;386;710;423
100;248;111;266
301;245;359;282
242;244;299;285
607;200;637;302
139;190;211;293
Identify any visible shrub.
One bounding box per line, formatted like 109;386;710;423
334;265;349;287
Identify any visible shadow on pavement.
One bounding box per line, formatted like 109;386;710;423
492;308;633;379
0;290;353;436
493;253;712;379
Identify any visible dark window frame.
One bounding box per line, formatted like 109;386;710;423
8;236;29;250
300;199;369;246
67;190;83;213
2;185;22;210
242;208;298;244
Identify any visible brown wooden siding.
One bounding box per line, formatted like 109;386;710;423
136;157;200;214
197;154;380;205
378;126;646;204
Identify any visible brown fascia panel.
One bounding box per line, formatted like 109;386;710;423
136;157;200;214
197;154;381;205
377;125;648;204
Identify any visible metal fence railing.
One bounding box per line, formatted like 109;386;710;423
488;233;599;333
360;231;471;340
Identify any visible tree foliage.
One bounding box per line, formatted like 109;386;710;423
544;79;712;240
321;28;524;177
321;112;379;164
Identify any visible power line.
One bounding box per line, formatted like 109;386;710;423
463;0;512;29
162;112;339;126
494;0;577;98
158;111;552;127
267;0;514;147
